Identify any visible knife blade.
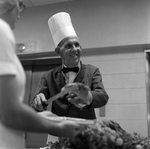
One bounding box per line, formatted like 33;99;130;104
45;92;63;105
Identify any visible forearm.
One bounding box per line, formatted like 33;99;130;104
1;102;56;134
90;68;109;108
91;90;109;108
1;103;83;138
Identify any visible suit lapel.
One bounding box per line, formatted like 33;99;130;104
74;63;86;83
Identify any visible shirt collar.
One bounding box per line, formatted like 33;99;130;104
62;61;81;70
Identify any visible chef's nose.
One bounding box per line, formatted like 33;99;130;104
72;44;77;49
71;44;79;52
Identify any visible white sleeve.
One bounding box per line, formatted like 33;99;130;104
0;62;17;76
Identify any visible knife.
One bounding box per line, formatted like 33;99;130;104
45;83;79;105
45;92;63;105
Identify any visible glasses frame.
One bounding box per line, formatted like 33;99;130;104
7;1;25;13
18;1;25;12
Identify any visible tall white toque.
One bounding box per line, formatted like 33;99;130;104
48;12;78;47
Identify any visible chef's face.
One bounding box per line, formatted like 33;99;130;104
57;36;82;68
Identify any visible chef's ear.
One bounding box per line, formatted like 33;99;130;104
55;47;60;55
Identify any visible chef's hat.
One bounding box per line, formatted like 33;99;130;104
48;12;78;47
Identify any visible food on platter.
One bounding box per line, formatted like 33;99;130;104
45;119;150;149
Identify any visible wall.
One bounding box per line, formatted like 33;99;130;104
14;0;150;137
14;0;150;52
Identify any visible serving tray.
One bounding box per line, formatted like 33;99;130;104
46;116;95;125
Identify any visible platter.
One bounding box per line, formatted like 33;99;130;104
46;116;95;125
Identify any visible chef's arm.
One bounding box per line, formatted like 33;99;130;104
89;68;109;108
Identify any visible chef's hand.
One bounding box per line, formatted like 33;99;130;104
62;83;93;108
32;93;48;112
52;120;85;138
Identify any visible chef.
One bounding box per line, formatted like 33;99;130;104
31;12;109;120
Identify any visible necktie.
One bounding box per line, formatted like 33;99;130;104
62;67;79;73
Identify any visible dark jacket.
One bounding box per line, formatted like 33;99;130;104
31;62;109;120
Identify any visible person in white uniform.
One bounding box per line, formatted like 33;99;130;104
0;0;84;149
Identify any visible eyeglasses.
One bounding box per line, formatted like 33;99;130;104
8;0;25;13
18;1;25;12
